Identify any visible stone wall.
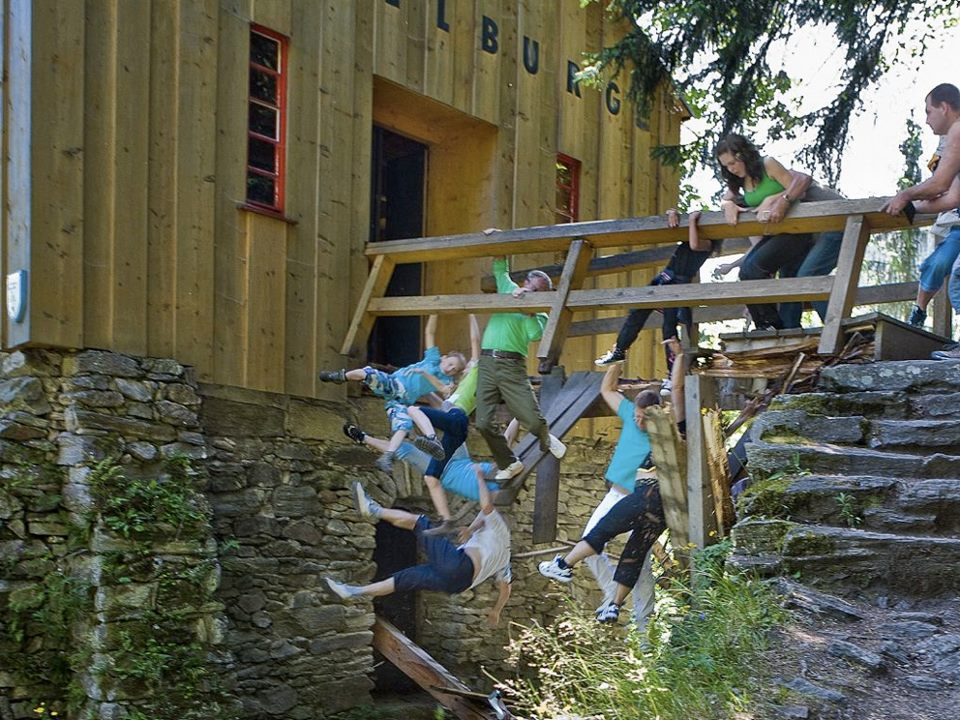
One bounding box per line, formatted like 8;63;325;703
1;348;627;718
0;349;225;720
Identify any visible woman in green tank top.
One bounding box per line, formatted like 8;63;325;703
712;134;817;330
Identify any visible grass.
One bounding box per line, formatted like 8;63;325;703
501;546;786;720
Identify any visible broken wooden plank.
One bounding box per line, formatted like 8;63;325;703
702;409;734;537
372;616;493;720
645;405;690;565
362;199;930;263
819;215;871;355
532;368;567;543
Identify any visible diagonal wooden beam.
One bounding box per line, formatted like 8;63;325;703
339;255;395;356
372;617;493;720
537;238;593;373
818;215;871;355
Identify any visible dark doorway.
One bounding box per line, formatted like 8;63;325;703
371;516;419;692
368;127;426;368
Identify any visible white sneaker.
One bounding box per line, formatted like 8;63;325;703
538;555;573;583
548;434;567;459
494;460;524;481
352;480;382;519
596;601;621;624
325;576;361;600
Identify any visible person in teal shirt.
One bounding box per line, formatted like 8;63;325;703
475;256;566;480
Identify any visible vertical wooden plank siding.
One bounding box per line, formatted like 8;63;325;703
244;212;286;390
281;0;321;397
9;0;685;403
81;0;117;350
146;0;179;359
111;0;151;354
28;0;84;348
173;0;218;374
211;0;252;387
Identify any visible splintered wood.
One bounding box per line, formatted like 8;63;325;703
697;329;875;381
702;409;735;536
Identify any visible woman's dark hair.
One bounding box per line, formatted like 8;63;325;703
928;83;960;111
634;389;661;409
715;134;765;195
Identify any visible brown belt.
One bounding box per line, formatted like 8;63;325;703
480;349;524;360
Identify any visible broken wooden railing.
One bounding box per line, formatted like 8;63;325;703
341;198;933;372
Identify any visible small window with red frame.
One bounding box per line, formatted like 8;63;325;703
555;154;580;224
246;26;287;213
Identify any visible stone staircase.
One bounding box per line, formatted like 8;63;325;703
730;359;960;597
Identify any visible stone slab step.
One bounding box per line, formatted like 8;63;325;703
739;475;960;537
820;360;960;394
779;525;960;595
747;441;960;480
754;410;960;454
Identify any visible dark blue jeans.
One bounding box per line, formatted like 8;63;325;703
420;406;469;478
779;230;843;327
392;516;475;594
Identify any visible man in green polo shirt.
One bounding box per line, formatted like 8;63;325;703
476;256;566;480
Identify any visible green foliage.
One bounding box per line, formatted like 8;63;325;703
579;0;957;185
835;492;863;528
502;566;786;719
88;455;210;539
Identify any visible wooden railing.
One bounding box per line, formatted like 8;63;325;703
342;197;934;366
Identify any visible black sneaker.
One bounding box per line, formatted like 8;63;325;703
414;434;445;461
318;369;347;384
595;347;626;367
907;305;927;327
343;422;366;444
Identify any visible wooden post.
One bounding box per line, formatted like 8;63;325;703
685;373;718;548
932;293;953;339
532;366;565;544
819;215;871;355
537;238;592;373
339;254;395;356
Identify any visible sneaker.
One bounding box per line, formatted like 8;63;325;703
494;459;524;481
596;601;621;624
343;422;366;444
325;576;361;600
351;480;382;519
414;434;445;461
318;369;347;384
376;451;395;474
547;434;567;459
538;555;573;583
931;348;960;361
595;347;626;367
907;305;927;327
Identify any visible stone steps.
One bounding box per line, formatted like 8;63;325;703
738;475;960;537
747;441;960;480
732;358;960;598
731;521;960;595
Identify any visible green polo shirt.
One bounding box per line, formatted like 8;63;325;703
480;259;548;357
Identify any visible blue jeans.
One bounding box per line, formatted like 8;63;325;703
420;406;469;478
920;226;960;294
779;230;844;327
392;516;475;594
740;233;813;329
950;242;960;324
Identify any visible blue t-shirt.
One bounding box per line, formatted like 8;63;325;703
392;346;454;404
604;397;652;492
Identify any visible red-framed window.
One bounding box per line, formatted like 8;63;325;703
555;154;580;223
246;26;288;213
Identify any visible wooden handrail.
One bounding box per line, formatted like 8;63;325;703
363;198;930;263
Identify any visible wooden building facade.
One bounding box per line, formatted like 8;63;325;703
3;0;685;399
